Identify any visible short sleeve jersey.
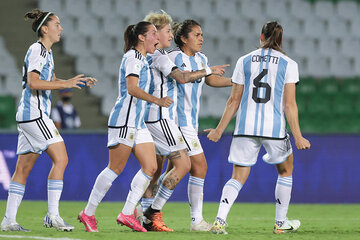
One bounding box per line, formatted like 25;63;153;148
232;48;299;139
108;48;152;129
16;41;54;122
144;49;177;122
167;48;209;131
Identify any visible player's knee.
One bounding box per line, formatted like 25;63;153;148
143;165;157;177
53;157;69;170
278;166;293;176
182;158;191;173
15;164;32;178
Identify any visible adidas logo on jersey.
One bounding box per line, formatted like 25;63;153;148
181;63;186;68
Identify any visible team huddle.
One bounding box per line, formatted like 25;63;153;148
0;8;310;235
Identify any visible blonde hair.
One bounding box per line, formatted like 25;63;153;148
144;10;172;30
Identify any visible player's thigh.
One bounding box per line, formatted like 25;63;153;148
45;141;68;165
228;137;261;166
133;142;157;176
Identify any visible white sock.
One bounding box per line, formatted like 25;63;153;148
188;176;205;225
5;181;25;222
48;179;63;216
216;179;242;222
141;198;153;212
85;167;118;216
275;176;292;222
122;170;152;215
151;184;174;211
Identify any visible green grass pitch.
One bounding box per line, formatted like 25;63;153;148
0;201;359;240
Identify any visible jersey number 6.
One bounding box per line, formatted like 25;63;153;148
252;69;271;103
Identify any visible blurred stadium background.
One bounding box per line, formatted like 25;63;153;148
0;0;359;204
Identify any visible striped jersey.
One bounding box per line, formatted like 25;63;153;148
108;49;152;129
144;49;177;122
167;48;209;131
16;41;54;122
232;48;299;139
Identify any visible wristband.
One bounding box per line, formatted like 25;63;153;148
205;66;212;76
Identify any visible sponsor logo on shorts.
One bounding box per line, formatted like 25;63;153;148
129;132;134;141
192;139;200;150
54;129;60;137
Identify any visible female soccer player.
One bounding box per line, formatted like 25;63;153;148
166;19;232;231
78;21;172;233
206;21;311;234
140;11;228;232
0;9;96;232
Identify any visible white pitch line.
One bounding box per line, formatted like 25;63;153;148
0;235;82;240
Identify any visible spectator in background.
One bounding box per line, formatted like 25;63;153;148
52;89;81;130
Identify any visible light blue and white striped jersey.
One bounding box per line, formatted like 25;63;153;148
16;41;54;122
144;49;177;122
167;48;209;131
233;48;299;139
108;49;152;129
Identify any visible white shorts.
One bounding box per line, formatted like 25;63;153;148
178;126;203;157
228;134;293;166
17;116;63;155
146;119;187;156
107;127;153;148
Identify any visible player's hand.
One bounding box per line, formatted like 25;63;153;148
204;128;222;142
64;74;86;89
295;136;311;150
210;64;230;76
84;77;98;88
156;96;173;108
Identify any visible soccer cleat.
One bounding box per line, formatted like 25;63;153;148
1;216;30;232
211;218;228;235
134;205;143;226
117;212;147;232
143;211;173;232
273;219;301;234
43;213;74;231
78;209;98;232
190;219;212;231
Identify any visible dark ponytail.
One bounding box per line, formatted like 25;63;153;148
173;19;200;48
123;21;153;53
261;21;285;54
24;8;54;38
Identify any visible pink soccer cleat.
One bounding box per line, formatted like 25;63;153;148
116;212;147;232
78;209;98;232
